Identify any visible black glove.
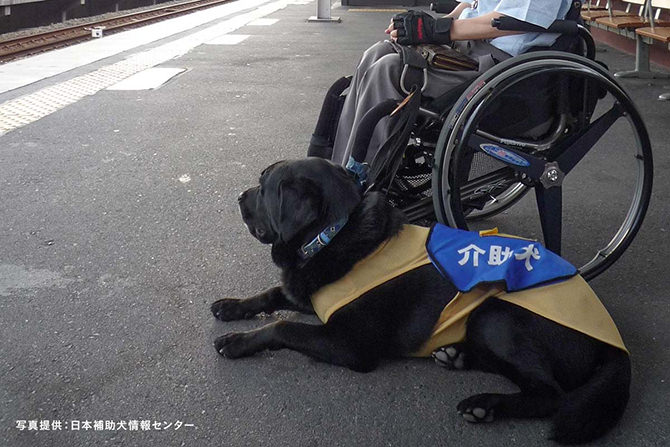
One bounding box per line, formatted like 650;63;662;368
392;10;453;46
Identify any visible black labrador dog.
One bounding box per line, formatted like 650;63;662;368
212;157;630;444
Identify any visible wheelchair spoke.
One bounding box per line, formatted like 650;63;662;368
535;185;562;256
457;167;517;205
554;103;624;175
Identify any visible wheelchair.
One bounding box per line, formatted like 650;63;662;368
309;3;653;281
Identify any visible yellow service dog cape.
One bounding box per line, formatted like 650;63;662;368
310;224;627;357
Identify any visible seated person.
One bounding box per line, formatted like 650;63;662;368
329;0;574;166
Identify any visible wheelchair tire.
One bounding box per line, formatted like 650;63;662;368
432;51;653;281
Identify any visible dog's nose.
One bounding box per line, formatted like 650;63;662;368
238;190;247;202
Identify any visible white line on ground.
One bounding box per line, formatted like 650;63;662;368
0;0;306;136
247;18;279;25
107;67;186;90
205;34;251;45
0;0;273;95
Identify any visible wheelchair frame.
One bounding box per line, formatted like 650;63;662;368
314;9;653;281
431;50;653;280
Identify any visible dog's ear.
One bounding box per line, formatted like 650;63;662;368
273;178;322;243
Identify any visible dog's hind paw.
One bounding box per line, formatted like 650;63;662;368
211;298;257;321
432;344;468;370
457;394;499;423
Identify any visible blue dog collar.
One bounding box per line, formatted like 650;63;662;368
299;217;348;261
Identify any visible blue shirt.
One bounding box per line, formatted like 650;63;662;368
457;0;573;56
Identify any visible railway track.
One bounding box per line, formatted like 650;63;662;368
0;0;234;63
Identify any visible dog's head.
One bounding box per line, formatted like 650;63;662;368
238;158;362;245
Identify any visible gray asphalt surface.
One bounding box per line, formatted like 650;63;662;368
1;2;669;446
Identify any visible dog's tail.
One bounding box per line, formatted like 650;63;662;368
550;348;630;444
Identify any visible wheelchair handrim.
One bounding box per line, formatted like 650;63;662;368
432;55;653;280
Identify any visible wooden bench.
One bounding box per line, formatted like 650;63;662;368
634;0;670;98
636;0;670;40
590;0;670;78
582;0;608;11
596;0;661;29
582;0;639;20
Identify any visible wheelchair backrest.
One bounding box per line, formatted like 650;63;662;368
427;1;599;141
526;1;586;55
476;2;602;140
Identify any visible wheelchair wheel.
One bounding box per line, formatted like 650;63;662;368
432;51;653;281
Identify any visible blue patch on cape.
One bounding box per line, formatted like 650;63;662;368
426;224;577;292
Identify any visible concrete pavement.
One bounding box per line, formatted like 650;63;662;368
1;1;669;446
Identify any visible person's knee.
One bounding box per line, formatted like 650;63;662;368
359;40;397;67
376;52;402;68
365;40;395;56
362;53;402;88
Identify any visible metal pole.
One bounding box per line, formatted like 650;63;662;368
308;0;341;22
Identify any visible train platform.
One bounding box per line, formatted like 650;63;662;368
1;1;669;446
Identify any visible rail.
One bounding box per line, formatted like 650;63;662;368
0;0;234;63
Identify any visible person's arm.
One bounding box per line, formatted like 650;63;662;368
385;2;468;36
386;10;521;42
450;11;522;40
446;2;471;19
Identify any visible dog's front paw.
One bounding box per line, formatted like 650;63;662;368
214;332;258;358
432;344;468;370
457;394;500;423
211;298;257;321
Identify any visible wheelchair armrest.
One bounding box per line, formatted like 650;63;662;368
491;17;579;36
492;16;595;60
430;0;459;14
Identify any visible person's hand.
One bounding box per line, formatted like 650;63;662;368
388;10;453;46
385;18;398;41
